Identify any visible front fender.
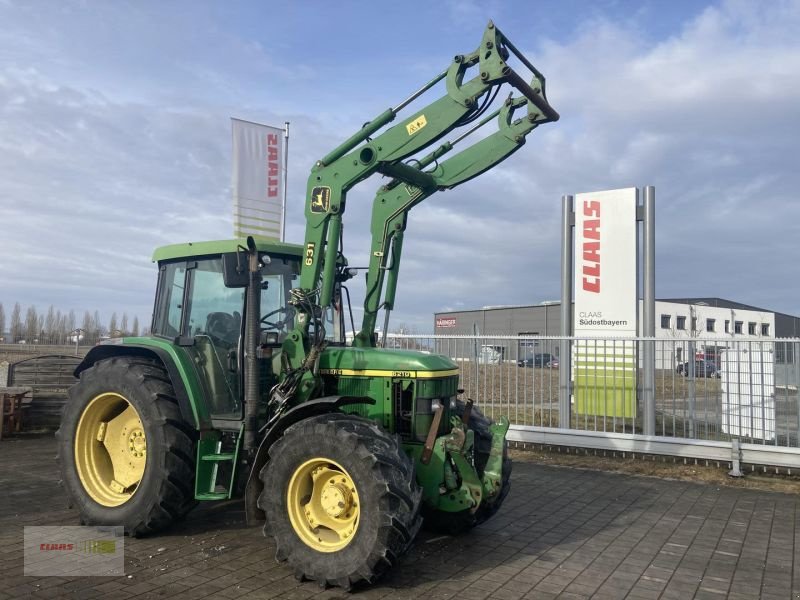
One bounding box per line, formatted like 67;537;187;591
244;396;375;525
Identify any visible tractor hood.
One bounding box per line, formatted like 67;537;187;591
319;347;458;377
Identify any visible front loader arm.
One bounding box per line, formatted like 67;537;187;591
279;21;558;403
355;94;551;347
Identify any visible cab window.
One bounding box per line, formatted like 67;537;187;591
185;259;244;347
153;262;186;338
260;256;300;342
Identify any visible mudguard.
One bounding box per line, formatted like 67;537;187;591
74;342;206;430
244;395;375;524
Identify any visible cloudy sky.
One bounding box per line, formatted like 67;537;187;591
1;0;799;333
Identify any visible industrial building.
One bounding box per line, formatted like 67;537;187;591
434;298;800;370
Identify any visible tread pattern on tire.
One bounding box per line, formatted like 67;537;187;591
258;413;422;590
422;400;512;534
57;357;197;536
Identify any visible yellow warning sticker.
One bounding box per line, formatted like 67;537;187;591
406;115;427;135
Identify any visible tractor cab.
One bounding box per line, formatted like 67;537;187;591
150;238;307;420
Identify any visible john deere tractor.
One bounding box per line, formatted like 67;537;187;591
58;21;558;589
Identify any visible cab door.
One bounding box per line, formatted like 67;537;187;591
154;257;244;419
184;258;245;419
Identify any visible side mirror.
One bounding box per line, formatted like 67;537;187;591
222;252;248;287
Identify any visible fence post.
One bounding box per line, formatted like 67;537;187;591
559;195;574;428
688;338;696;439
795;341;800;442
729;438;744;477
472;323;479;399
642;186;656;436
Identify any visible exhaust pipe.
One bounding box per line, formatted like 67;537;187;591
243;237;261;452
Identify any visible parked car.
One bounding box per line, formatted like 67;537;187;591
676;359;719;378
518;353;557;368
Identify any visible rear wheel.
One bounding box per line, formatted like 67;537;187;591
58;357;196;536
423;401;512;534
258;413;422;590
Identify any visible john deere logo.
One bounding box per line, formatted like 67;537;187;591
310;186;331;214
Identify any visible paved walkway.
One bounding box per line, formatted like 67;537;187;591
1;435;799;599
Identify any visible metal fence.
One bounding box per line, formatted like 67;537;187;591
4;331;799;466
0;333;107;364
388;334;800;467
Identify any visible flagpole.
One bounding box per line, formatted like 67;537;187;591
282;121;290;241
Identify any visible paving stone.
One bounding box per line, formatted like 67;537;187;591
4;437;800;599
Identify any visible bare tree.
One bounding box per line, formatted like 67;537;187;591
121;313;129;335
132;316;140;337
45;305;57;338
0;302;5;340
67;309;76;332
81;311;92;341
10;303;22;341
55;310;66;344
93;310;103;339
109;312;118;337
25;305;39;342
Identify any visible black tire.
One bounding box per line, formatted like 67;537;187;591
422;401;512;535
258;413;422;590
57;357;197;536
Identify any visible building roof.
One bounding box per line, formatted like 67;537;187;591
656;297;775;313
436;297;797;318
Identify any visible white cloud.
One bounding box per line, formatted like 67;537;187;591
1;0;799;334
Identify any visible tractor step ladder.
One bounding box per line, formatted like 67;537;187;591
195;426;242;501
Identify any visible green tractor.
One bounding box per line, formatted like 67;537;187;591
58;21;558;589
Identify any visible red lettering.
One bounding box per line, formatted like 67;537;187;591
583;200;600;217
583;241;600;263
583;263;600;277
266;134;280;198
583;219;600;240
582;277;600;293
40;542;76;551
581;201;601;293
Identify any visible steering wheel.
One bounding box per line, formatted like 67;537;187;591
206;312;241;347
260;306;294;333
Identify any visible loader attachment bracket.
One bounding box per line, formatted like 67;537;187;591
481;416;510;499
486;23;560;122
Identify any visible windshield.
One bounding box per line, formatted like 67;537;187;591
260;255;300;343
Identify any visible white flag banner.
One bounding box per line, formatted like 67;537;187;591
232;118;285;240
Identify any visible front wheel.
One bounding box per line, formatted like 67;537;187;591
258;414;422;590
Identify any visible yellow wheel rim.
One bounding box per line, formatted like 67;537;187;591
74;392;146;507
287;458;360;552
